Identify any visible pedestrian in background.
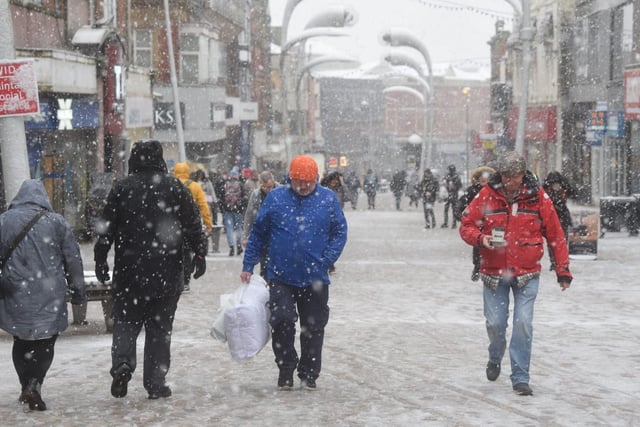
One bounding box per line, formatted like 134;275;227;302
94;140;207;400
390;169;407;210
456;166;495;281
0;179;86;411
406;167;420;208
240;155;348;390
363;169;379;209
242;170;276;277
321;170;347;209
174;163;212;292
417;168;439;229
221;169;246;256
441;164;462;228
193;169;218;226
543;171;575;269
344;171;361;210
459;151;572;396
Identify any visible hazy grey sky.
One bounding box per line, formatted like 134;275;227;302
270;0;516;66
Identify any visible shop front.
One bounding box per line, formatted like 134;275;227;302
24;96;100;237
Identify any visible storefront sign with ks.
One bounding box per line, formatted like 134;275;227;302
0;59;40;117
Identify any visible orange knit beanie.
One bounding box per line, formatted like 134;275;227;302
289;155;318;181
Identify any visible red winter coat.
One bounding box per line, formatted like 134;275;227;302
459;172;572;284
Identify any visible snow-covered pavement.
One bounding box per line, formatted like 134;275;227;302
1;192;638;426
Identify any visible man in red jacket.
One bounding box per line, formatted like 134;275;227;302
459;151;572;396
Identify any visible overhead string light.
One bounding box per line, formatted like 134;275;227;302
410;0;515;24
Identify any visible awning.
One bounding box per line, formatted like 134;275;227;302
507;105;557;143
72;26;111;46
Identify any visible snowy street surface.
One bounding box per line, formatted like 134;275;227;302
1;192;638;426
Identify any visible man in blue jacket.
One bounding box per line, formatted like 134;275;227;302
240;155;348;390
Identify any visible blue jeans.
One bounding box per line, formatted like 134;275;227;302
483;277;539;386
223;212;243;248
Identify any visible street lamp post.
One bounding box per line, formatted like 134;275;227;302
381;29;434;174
383;51;432;176
294;55;359;155
462;87;471;184
279;5;357;164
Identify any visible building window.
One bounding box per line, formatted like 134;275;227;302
134;30;152;68
180;34;200;84
208;39;228;82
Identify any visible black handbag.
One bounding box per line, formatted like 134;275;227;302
0;209;47;298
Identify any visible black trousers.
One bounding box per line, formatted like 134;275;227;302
268;281;330;381
111;294;179;392
12;335;58;388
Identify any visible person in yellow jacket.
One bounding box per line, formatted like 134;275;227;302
173;163;212;292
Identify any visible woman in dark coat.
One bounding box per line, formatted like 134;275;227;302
0;179;86;411
543;171;575;269
417;168;439;228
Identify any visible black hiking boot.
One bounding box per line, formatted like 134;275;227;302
148;385;172;399
110;364;132;398
513;383;533;396
486;362;501;381
278;370;294;390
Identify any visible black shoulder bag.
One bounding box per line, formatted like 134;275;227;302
0;209;47;273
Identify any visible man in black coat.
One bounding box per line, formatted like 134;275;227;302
94;140;207;400
441;164;462;228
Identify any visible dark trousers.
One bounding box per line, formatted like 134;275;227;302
422;201;436;227
268;281;330;381
443;195;457;225
111;295;179;392
366;192;376;209
12;335;58;388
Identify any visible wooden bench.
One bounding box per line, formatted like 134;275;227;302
70;272;114;332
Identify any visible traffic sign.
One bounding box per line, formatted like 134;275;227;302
0;59;40;117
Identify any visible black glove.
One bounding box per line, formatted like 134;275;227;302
191;255;206;279
95;261;110;283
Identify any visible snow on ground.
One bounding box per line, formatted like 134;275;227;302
1;192;639;426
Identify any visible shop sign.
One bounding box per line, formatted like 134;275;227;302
154;102;185;130
605;111;625;138
0;59;39;117
24;98;99;130
585;129;603;146
624;68;640;120
586;110;606;131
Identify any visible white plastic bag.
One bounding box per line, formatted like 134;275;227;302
210;275;271;361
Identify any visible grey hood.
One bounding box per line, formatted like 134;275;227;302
8;179;53;212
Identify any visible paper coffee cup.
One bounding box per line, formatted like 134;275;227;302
492;227;505;243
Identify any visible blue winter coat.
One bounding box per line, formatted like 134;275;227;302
242;184;347;287
0;180;86;340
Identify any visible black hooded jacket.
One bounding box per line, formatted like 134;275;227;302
94;140;206;298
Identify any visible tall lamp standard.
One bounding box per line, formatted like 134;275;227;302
462;87;471;184
381;28;434;174
294;55;359;155
383;51;432;176
279;7;357;164
383;86;426;170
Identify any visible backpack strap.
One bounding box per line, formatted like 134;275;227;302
183;179;193;188
0;209;47;268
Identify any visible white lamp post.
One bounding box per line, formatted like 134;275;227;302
381;28;434;174
294;55;359;155
383;51;432;176
462;87;471;183
279;7;357;164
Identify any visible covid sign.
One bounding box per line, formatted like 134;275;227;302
0;59;40;117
